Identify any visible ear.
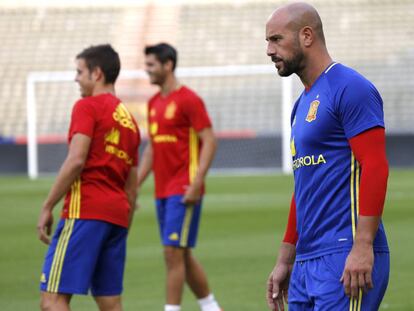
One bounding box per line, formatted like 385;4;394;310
299;26;314;48
91;67;104;83
164;60;174;73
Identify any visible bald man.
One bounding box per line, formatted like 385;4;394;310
265;3;389;311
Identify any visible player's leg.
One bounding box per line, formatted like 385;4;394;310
40;219;116;307
94;296;122;311
288;261;313;311
91;223;128;311
358;251;390;310
156;197;186;309
184;248;210;298
308;251;389;311
40;292;72;311
164;245;187;305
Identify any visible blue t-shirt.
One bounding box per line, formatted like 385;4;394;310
290;63;389;261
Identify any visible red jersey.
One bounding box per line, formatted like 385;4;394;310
61;93;140;228
148;86;212;198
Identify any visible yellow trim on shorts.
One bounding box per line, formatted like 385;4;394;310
47;219;75;293
180;205;194;247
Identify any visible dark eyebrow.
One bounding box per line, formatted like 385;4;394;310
266;34;283;42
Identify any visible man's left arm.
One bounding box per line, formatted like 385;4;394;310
37;133;91;244
341;127;389;298
182;127;217;205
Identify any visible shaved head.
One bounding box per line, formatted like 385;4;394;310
267;2;325;44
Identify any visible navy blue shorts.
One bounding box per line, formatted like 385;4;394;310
40;219;127;296
156;195;203;248
288;251;390;311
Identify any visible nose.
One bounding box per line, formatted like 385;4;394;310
267;42;275;56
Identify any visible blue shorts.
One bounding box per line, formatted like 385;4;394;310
156;195;203;248
40;219;127;296
288;251;390;311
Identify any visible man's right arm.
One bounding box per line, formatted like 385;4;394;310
267;194;297;311
137;141;153;191
37;133;91;245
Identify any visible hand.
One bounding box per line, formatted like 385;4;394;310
340;242;374;298
267;262;292;311
37;208;53;245
182;182;202;205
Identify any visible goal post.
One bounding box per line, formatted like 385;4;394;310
26;65;293;179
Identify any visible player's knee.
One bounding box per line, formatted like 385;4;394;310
95;297;122;311
40;293;67;311
164;246;185;269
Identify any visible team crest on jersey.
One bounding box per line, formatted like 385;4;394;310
164;101;177;119
150;108;156;117
40;273;47;283
149;122;158;135
290;137;296;157
305;100;320;122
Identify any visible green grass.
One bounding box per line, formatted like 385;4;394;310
0;170;413;310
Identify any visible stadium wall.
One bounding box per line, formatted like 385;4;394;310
0;135;413;174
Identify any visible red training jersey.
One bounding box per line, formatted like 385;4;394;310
61;93;140;228
148;86;212;198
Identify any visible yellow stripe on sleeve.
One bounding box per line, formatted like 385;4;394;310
189;128;199;183
350;153;356;239
68;178;81;219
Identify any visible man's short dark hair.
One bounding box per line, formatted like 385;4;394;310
144;43;178;71
76;44;120;84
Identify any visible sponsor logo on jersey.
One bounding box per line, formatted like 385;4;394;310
104;128;120;145
292;154;326;170
105;145;133;165
168;232;179;241
290;137;296;157
305;100;320;122
153;135;178;143
113;103;137;132
164;101;177;119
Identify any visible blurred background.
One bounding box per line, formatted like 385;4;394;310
1;1;414;310
0;0;413;175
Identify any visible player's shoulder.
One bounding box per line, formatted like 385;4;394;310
148;91;161;104
325;63;374;90
178;85;202;101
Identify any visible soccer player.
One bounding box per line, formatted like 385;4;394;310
265;3;389;311
137;43;222;311
37;44;140;311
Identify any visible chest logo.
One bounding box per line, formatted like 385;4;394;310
164;101;177;119
150;108;156;117
149;122;158;136
305;100;320;123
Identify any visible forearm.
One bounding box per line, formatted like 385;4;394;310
137;143;153;188
276;242;296;265
192;134;217;185
43;156;84;210
354;216;381;246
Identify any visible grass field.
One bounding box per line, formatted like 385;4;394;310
0;169;413;310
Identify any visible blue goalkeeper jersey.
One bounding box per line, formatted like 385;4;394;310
290;63;389;261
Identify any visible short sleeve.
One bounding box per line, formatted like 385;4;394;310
337;77;385;139
184;93;212;132
69;99;96;140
